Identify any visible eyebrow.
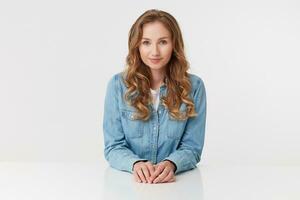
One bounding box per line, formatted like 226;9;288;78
142;37;169;40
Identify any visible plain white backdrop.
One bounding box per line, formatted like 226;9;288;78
0;0;299;165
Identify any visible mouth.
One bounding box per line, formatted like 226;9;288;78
149;58;162;64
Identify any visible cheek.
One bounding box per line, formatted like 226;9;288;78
163;47;173;57
163;44;172;52
139;47;148;58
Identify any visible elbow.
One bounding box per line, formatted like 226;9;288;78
193;148;203;164
104;146;112;162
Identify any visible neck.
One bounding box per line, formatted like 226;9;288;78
150;69;165;90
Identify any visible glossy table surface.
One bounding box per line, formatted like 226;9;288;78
0;161;299;200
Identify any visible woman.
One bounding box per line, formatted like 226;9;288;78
103;9;207;184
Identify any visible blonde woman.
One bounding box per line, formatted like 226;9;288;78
103;9;207;184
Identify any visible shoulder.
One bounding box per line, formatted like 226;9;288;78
107;71;126;88
108;71;123;82
187;73;205;91
106;71;129;96
186;73;206;104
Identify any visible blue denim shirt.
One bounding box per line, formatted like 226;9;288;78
103;72;207;175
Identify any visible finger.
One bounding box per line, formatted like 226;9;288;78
168;176;176;183
153;168;169;184
146;163;155;178
147;164;156;184
147;165;155;184
137;168;147;183
150;165;164;182
141;165;150;183
161;170;174;183
133;170;141;183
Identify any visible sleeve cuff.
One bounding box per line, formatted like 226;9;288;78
163;155;186;175
163;159;177;173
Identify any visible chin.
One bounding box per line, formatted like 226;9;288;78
147;63;166;71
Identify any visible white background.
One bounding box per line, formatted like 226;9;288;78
0;0;299;165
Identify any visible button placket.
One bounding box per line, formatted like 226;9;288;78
151;112;159;164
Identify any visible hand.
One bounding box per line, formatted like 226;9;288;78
149;160;176;184
133;161;155;183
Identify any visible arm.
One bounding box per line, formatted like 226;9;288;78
103;74;147;173
163;79;207;174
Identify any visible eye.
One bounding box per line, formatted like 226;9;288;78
160;40;167;45
142;41;150;45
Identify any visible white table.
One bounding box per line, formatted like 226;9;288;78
0;162;299;200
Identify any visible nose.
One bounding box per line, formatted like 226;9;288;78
151;44;160;56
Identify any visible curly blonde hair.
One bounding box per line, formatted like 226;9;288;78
123;9;198;121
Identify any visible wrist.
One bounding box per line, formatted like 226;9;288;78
164;160;176;172
133;160;148;169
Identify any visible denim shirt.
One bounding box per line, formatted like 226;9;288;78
103;72;207;175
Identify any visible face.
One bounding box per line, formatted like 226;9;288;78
139;21;173;73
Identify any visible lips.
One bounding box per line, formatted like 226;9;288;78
149;58;162;64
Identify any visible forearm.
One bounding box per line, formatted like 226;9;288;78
105;145;147;173
163;148;201;174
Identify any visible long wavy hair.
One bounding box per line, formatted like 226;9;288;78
123;9;198;121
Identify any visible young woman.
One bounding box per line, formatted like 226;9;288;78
103;9;207;184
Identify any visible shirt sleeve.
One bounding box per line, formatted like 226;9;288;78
163;78;207;174
103;74;147;173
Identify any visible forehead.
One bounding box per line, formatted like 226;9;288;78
142;21;171;39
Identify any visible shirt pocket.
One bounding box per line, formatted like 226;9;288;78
121;109;143;139
167;116;186;140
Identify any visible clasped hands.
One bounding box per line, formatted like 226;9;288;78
133;160;176;184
